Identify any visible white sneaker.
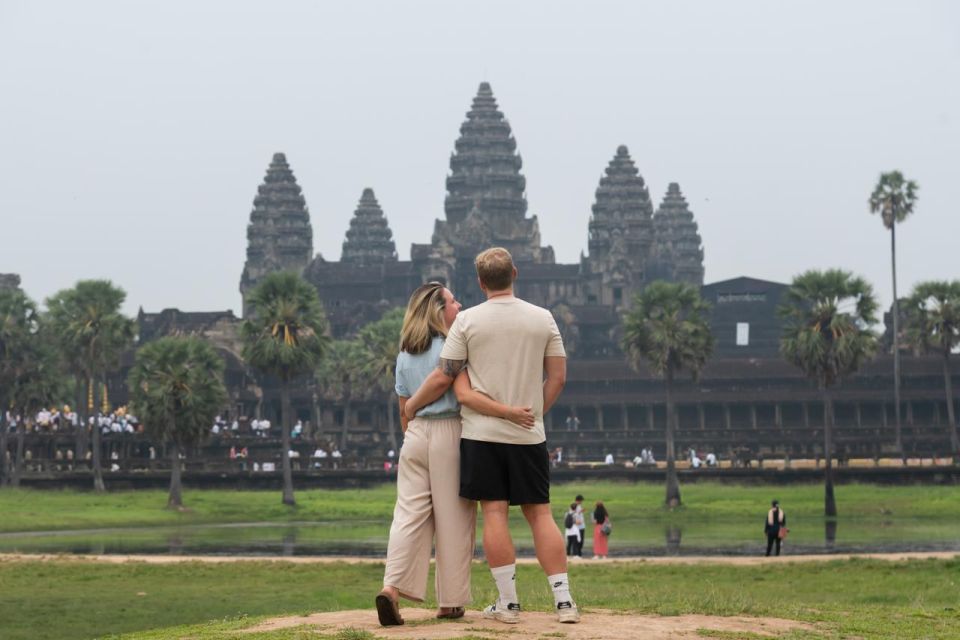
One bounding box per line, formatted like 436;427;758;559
482;601;521;624
556;601;581;623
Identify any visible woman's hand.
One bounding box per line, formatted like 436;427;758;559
505;406;535;428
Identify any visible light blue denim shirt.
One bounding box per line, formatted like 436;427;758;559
395;336;460;418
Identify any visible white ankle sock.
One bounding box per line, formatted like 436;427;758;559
491;563;518;606
548;572;573;606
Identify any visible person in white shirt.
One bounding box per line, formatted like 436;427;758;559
604;453;614;465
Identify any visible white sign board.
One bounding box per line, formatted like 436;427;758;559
736;322;750;346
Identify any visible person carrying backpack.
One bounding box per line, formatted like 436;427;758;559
564;503;580;557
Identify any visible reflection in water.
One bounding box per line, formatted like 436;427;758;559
825;520;838;550
282;530;297;557
665;526;682;555
167;534;184;555
2;517;958;557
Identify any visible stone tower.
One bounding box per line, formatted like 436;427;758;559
341;188;398;265
0;273;21;292
239;153;314;316
585;145;655;307
430;82;553;264
650;182;705;285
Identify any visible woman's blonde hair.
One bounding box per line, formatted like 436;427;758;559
400;282;448;354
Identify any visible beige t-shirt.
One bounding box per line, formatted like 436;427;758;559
440;296;566;445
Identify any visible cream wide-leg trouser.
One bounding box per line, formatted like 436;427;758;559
382;416;476;607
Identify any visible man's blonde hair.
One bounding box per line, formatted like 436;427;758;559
475;247;515;291
399;282;448;355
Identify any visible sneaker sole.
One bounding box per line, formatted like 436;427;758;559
482;611;520;624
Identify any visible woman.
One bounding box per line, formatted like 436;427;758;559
591;501;610;559
764;499;786;557
377;283;533;626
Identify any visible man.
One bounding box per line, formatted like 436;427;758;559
573;494;585;557
404;247;579;624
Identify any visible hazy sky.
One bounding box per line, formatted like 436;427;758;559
2;1;958;316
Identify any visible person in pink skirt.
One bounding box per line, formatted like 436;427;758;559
591;501;610;559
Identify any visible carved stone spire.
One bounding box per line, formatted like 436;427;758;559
341;188;397;265
0;273;21;292
239;153;314;315
651;182;705;285
584;145;655;307
588;145;655;263
431;82;552;263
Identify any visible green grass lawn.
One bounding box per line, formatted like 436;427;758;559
3;481;959;533
1;557;957;640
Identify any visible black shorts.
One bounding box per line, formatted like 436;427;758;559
459;438;550;505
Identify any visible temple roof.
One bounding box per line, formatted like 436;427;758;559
651;182;704;285
341;188;397;266
435;82;552;263
240;153;314;312
588;145;654;263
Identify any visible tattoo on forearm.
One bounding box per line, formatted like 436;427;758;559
439;358;466;378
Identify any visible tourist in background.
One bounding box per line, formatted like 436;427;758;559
764;499;787;556
592;501;610;559
563;503;580;557
573;494;586;557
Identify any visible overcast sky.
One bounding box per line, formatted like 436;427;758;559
2;1;958;316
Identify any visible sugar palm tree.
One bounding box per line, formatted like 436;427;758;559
0;289;42;487
242;272;329;506
8;330;67;487
904;281;960;457
357;308;405;451
869;171;918;457
779;269;879;517
44;280;134;492
129;337;228;508
315;339;367;452
622;281;714;508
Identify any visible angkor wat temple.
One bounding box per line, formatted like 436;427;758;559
240;83;704;355
8;83;957;472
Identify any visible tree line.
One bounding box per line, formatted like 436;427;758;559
0;272;404;510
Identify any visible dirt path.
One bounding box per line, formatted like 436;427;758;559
0;550;955;565
242;608;817;639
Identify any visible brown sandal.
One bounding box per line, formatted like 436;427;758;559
376;592;404;626
436;607;465;619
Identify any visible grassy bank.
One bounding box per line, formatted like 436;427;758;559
3;482;959;533
1;557;957;639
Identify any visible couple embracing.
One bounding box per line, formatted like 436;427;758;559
375;247;580;626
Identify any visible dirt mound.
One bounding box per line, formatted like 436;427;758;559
243;608;815;639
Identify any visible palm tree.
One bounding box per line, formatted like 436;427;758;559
357;308;405;451
869;171;919;457
128;337;228;508
45;281;135;492
315;339;367;451
622;281;714;508
0;289;42;487
242;272;329;506
8;331;67;487
779;269;879;517
904;281;960;457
